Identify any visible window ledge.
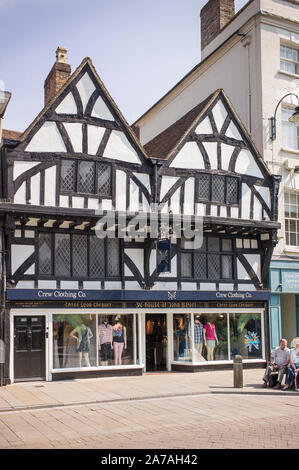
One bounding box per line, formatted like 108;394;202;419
284;246;299;253
281;148;299;156
278;70;299;80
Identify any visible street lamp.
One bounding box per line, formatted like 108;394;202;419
270;93;299;140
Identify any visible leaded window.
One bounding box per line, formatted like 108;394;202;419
180;236;234;281
38;233;120;278
197;174;239;205
60;159;112;196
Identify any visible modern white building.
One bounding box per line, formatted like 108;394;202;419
134;0;299;348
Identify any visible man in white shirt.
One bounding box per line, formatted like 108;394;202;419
262;339;290;389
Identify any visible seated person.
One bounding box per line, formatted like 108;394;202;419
262;339;290;389
282;337;299;391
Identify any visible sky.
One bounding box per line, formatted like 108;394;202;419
0;0;248;132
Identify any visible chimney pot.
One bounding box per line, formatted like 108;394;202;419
200;0;235;52
44;47;71;106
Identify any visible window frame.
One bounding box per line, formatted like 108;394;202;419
60;158;113;198
280;43;299;77
284;190;299;247
196;173;239;206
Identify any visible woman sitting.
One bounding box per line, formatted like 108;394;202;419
282;337;299;391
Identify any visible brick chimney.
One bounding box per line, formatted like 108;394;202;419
44;47;71;106
200;0;235;51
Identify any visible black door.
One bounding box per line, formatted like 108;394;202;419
14;316;46;381
146;314;167;371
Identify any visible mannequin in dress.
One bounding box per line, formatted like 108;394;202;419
194;316;204;356
98;317;113;366
70;322;93;367
203;320;218;361
112;317;127;365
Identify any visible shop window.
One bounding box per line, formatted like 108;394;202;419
284;191;299;246
173;314;192;362
282;108;299;151
229;313;262;359
60;159;112;196
280;44;299;76
197;174;239;205
52;314;136;369
181;236;234;281
38;233;120;278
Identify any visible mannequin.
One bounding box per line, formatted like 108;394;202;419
99;317;113;366
194;316;203;356
112;316;127;365
70;322;93;367
203;320;218;361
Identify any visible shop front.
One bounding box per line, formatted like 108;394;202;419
7;289;270;382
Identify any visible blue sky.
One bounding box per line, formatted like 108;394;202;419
0;0;248;132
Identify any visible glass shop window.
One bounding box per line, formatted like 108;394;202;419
192;314;228;362
53;314;97;369
173;314;192;362
98;314;134;367
229;313;262;360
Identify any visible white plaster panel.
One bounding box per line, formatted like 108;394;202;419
83;282;102;290
251;240;258;249
25;230;35;238
76;72;96;113
253;197;263;220
170;188;181;214
142;194;150;213
202;142;218;169
24;264;35;275
63;123;82;153
14;230;22;237
254;185;270;207
219;284;234;290
125;248;144;276
38;280;57;289
151;282;177;290
133;173;151;192
105;281;122;290
60;281;79;289
244;254;261;281
104;131;140;164
196;203;206;216
210;205;218;216
169;142;205;169
160;176;179;201
72;197;84;208
211;100;227;132
195;116;213;135
116;170;127;211
25;122;66;152
101;199;112;210
220;206;227;217
91;95;115;121
87;125;106;155
13;161;40;180
125;281;142;290
231;207;239;218
30;173;40;205
14;182;26;204
235;149;263;178
59;195;69;207
125;264;134;276
199;283;216;291
237;259;250;280
236;239;243;248
129;179;139;212
44;166;56;206
16;281;35;289
181;283;198;291
87;198;99;210
160;255;177;278
11;244;34;275
225;121;242;140
238;284;256;291
221;143;234;171
241;183;251;219
56;92;77;114
184;177;195;215
150;249;156;276
244;239;250;248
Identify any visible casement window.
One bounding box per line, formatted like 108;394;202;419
38;232;120;278
280;44;299;76
60;159;112;196
197;174;239;205
284;191;299;246
181;236;234;281
282;108;299;151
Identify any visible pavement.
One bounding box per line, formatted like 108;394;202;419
0;369;298;449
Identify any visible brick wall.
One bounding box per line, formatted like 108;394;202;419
44;62;71;106
200;0;235;51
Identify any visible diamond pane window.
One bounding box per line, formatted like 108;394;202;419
221;255;233;279
55;234;71;276
212;175;225;203
208;237;220;252
61;160;75;192
39;233;52;275
194;253;207;278
107;238;120;276
198;174;210;200
72;235;88;277
78;161;95;194
98;163;112;196
181;253;192;277
226;177;238;204
208;254;220;280
89;236;105;277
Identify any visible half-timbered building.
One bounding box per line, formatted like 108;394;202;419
0;48;280;383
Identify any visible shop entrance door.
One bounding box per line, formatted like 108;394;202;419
14;316;46;381
145;314;167;371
